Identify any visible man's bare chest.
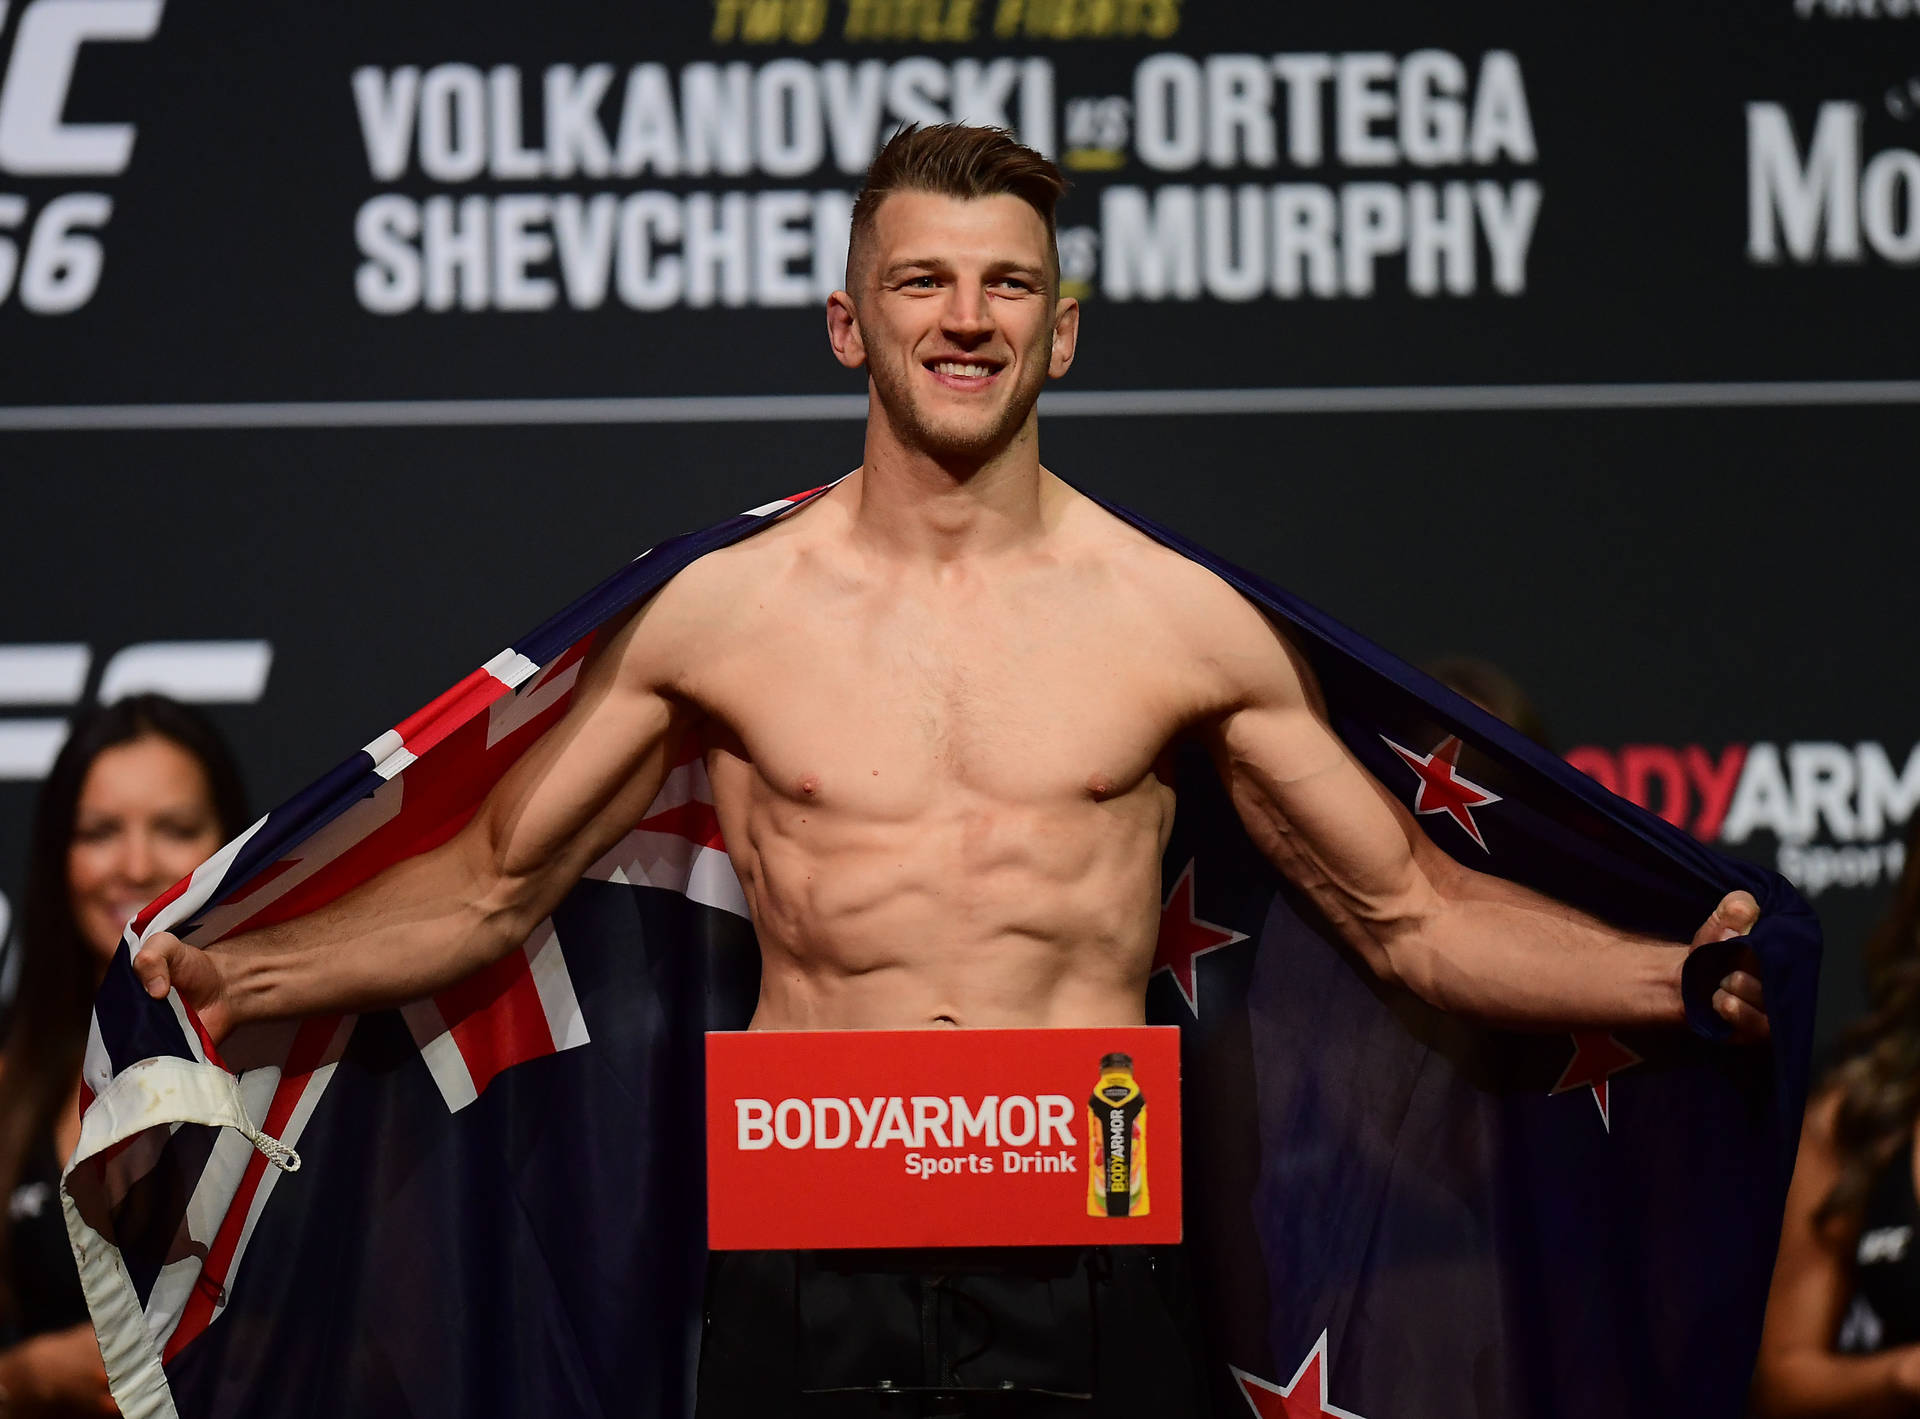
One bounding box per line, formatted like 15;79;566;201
682;595;1204;807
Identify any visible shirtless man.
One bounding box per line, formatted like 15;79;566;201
134;126;1765;1413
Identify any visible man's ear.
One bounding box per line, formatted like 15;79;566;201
827;289;866;369
1047;296;1080;379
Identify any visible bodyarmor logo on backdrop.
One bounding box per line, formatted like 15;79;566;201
1567;741;1917;897
0;0;166;314
349;4;1546;315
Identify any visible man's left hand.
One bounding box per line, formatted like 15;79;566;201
1690;890;1767;1042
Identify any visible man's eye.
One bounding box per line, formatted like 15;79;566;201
904;276;936;288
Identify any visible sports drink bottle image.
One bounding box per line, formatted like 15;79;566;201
1087;1052;1148;1217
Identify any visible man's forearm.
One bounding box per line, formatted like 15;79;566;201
210;834;535;1026
1383;871;1689;1031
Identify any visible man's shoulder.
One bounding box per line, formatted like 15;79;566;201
619;483;847;667
655;486;843;604
1058;487;1272;631
1057;486;1309;712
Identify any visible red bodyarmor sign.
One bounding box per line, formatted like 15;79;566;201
705;1027;1182;1250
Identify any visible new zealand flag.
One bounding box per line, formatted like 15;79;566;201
62;487;1820;1419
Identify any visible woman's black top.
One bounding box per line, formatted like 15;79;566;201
1841;1137;1920;1353
6;1130;89;1340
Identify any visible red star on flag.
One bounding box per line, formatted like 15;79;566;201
1552;1030;1642;1131
1233;1332;1370;1419
1381;734;1502;851
1152;859;1248;1016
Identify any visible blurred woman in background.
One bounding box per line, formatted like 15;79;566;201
1423;654;1552;749
0;697;246;1417
1754;812;1920;1416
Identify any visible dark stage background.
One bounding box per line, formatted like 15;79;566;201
1;0;1916;1050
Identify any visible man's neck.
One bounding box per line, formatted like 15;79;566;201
847;406;1057;563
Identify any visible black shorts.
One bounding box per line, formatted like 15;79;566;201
695;1246;1214;1416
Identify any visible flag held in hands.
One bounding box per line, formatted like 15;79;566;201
63;489;1820;1419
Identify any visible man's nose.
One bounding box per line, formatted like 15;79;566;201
940;283;994;342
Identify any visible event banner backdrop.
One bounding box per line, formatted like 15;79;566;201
2;0;1917;1045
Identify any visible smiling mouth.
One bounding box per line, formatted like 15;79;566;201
925;358;1004;389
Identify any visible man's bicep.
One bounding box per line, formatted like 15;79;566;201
1186;578;1450;969
1211;692;1446;975
473;606;693;902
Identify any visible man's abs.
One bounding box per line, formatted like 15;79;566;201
709;741;1176;1030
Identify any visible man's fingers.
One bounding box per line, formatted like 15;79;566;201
1691;889;1761;948
1713;987;1771;1041
132;935;176;998
133;932;197;1001
1719;969;1765;1011
1704;943;1769;1045
131;935;234;1045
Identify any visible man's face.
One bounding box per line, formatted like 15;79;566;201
836;190;1076;465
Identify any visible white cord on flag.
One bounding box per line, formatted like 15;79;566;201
242;1126;301;1173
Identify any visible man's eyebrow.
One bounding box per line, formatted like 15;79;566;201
879;257;951;279
878;257;1048;280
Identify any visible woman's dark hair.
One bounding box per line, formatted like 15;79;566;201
1818;809;1920;1225
0;695;247;1314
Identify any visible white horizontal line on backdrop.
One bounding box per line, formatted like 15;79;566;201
1;381;1917;431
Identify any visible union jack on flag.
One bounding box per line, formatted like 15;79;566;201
64;488;1821;1419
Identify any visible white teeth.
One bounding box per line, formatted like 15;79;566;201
933;362;993;379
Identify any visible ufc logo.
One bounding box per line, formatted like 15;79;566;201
0;640;272;779
0;0;164;176
0;0;164;312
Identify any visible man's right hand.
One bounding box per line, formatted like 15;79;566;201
118;590;694;1047
132;931;235;1046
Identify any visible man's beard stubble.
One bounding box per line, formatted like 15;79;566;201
867;331;1052;469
